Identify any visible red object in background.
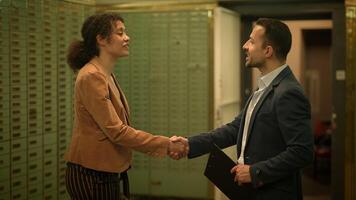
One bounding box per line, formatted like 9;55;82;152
314;120;331;137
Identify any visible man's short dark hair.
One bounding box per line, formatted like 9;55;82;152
255;18;292;61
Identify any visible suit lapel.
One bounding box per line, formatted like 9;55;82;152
89;61;131;124
245;66;292;144
110;74;131;123
236;92;254;155
246;86;273;138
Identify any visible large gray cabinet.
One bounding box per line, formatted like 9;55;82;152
0;1;93;199
114;10;212;198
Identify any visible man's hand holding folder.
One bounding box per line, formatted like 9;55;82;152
231;164;251;184
203;143;255;199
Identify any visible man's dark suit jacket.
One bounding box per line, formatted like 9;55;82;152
188;66;314;200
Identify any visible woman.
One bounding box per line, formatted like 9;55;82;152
65;13;183;200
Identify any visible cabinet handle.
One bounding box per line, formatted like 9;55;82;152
150;181;162;186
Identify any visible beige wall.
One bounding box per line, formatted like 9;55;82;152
346;0;356;6
213;7;240;200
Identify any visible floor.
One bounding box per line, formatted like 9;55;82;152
132;166;331;200
303;165;331;200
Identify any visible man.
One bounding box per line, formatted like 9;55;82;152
170;18;314;200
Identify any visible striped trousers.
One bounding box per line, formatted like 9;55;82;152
65;162;130;200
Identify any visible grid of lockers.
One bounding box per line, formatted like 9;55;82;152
115;11;212;198
0;1;93;199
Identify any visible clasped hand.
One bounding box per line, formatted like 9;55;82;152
167;136;189;160
168;137;251;185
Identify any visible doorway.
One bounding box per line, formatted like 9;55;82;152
301;26;333;200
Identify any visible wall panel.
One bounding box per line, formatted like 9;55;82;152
346;6;356;200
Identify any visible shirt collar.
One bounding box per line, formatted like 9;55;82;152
257;64;288;91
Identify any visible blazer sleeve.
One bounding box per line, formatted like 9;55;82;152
250;88;314;188
78;71;170;157
187;112;242;158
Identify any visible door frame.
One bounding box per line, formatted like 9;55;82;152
220;2;347;200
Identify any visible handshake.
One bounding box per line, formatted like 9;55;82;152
167;136;189;160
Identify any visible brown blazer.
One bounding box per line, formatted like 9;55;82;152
64;60;170;173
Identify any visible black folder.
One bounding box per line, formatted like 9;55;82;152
204;144;255;199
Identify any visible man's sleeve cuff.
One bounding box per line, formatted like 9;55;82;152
250;165;264;188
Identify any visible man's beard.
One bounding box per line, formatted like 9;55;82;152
245;59;265;69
